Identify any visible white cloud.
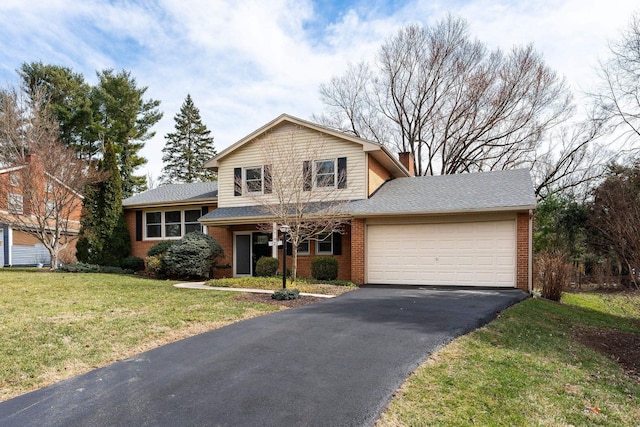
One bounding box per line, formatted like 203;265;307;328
0;0;637;180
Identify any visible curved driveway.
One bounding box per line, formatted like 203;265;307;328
0;286;526;427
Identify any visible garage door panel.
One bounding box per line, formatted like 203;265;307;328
367;220;516;287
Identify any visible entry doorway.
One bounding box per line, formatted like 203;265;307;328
233;232;272;277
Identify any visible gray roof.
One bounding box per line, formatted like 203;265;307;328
349;168;536;215
200;169;536;222
123;182;218;207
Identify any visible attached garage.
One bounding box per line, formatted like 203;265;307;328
366;218;517;287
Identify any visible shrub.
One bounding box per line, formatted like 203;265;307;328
256;257;279;277
163;232;224;280
145;255;165;277
121;256;145;272
272;288;300;300
536;251;570;301
56;263;132;275
311;256;339;281
147;240;175;257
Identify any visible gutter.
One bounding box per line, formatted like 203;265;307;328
123;198;218;209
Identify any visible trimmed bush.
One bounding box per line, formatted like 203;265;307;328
163;231;224;280
121;256;145;272
255;257;279;277
147;240;175;257
311;256;339;281
271;288;300;300
56;263;132;275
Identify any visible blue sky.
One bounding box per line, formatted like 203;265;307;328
0;0;637;181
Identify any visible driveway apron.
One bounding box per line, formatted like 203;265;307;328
0;287;526;427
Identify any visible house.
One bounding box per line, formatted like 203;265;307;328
198;114;536;291
122;182;218;259
0;164;82;267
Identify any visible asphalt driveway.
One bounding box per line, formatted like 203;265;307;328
0;286;526;427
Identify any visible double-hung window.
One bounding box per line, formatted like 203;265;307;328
165;211;182;237
8;193;23;214
314;159;336;189
146;212;162;238
184;209;202;234
298;239;310;255
316;232;333;255
245;167;263;193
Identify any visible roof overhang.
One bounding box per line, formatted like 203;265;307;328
123;198;218;210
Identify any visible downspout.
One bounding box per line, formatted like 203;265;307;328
528;209;533;293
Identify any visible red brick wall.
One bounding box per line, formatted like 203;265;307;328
516;212;531;292
208;225;235;279
124;205;217;260
351;218;365;285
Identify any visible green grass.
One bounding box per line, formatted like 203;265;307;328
0;271;280;401
378;292;640;426
207;276;357;295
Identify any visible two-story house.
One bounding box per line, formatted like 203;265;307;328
124;114;536;291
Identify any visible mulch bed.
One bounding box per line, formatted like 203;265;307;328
233;292;327;308
573;327;640;383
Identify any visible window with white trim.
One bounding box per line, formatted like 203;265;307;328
8;193;23;214
298;239;310;255
145;209;203;239
45;181;54;193
9;173;20;187
184;209;202;234
316;233;333;255
145;212;162;238
244;166;263;193
45;199;56;215
165;210;182;237
314;159;336;188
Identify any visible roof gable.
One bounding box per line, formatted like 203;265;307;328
204;113;410;178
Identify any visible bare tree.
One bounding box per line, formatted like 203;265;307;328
587;162;640;289
238;127;349;282
315;15;593;197
594;12;640;151
0;86;101;268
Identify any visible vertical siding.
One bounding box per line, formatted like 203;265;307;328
218;122;367;208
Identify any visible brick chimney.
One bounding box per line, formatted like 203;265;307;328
398;152;415;176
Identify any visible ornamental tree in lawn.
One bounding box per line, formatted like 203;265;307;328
162;94;217;183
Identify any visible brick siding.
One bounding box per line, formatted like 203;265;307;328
516;212;531;292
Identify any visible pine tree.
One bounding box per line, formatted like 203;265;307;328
76;140;130;266
161;94;217;183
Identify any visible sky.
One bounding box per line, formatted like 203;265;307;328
0;0;638;183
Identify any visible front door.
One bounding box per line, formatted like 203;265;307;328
234;232;272;277
252;232;271;276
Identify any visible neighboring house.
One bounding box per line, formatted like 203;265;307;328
0;165;82;267
198;114;536;291
122;182;218;259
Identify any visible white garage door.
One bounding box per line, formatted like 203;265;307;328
367;220;516;287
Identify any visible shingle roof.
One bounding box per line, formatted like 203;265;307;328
199;169;535;222
122;182;218;207
349;168;536;215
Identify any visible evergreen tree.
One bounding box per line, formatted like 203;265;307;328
90;69;162;197
76;140;130;266
19;62;96;159
162;94;217;183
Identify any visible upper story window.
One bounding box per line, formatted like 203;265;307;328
8;193;23;214
244;167;263;193
45;181;54;193
9;173;20;187
314;160;336;188
145;209;203;240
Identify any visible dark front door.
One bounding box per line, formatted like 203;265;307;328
252;232;272;276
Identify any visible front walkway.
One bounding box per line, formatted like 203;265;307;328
0;287;526;427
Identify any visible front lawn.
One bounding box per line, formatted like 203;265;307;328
378;291;640;426
0;271;281;401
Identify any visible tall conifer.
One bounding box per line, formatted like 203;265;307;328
161;94;217;183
